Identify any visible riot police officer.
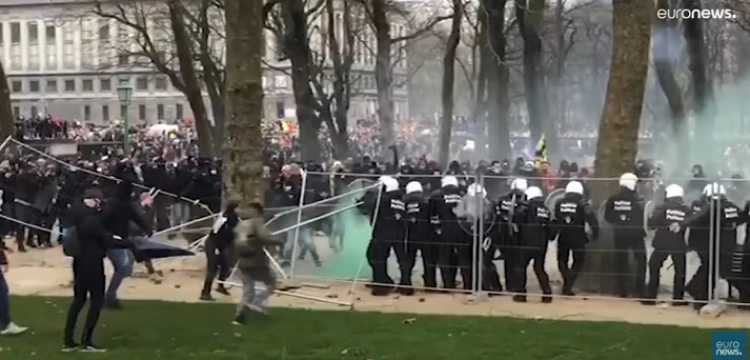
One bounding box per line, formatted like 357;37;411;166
643;184;690;306
359;176;405;296
680;183;741;309
398;181;433;295
554;181;599;296
603;173;647;298
428;176;463;290
512;186;555;303
495;178;527;292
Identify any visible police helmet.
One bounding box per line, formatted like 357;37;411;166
619;172;638;191
511;178;528;192
378;176;399;192
405;181;423;194
665;184;684;199
565;181;584;195
525;186;543;200
441;176;459;188
703;182;726;197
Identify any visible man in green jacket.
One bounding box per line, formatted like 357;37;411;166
232;202;284;325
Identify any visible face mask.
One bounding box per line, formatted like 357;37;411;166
210;170;217;175
284;185;292;191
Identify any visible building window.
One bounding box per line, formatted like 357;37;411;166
100;78;111;91
10;23;19;43
136;77;148;91
28;45;40;70
63;22;74;69
28;22;38;44
157;104;164;120
45;24;55;44
117;53;129;66
154;77;168;91
175;104;183;120
46;79;57;93
82;79;93;92
28;80;39;92
10;80;22;93
276;101;284;119
138;104;146;121
83;105;91;121
64;79;75;92
80;20;94;69
30;106;37;117
12;106;19;118
102;105;109;121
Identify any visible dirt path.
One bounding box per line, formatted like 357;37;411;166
5;247;748;329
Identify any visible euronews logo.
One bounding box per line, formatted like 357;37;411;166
715;341;743;357
712;331;747;360
656;8;736;20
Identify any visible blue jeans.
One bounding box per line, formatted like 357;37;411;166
0;269;10;327
106;249;134;302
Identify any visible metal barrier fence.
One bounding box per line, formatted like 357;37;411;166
260;172;750;310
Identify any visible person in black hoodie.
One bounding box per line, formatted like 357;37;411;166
101;180;152;309
63;188;136;352
200;201;239;301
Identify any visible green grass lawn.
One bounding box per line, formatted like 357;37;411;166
0;296;734;360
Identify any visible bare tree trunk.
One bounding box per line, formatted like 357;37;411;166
0;60;13;140
282;0;322;161
438;0;462;167
683;0;715;162
472;6;489;160
484;0;511;160
515;0;547;146
372;0;397;152
653;0;687;168
586;0;652;294
168;0;214;157
223;0;265;207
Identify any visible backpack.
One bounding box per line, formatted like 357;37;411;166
62;227;80;257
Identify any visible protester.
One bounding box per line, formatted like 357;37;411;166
232;202;284;324
0;247;27;336
63;188;136;352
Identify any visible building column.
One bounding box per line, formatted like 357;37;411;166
38;20;45;72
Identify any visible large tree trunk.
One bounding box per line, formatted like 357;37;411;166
438;0;462;167
282;0;322;161
0;59;13;140
372;0;397;152
223;0;265;207
585;0;652;294
168;0;214;157
515;0;547;146
653;0;687;169
483;0;511;160
683;0;715;163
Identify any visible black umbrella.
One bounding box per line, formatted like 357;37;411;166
132;237;195;261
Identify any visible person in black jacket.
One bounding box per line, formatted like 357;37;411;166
63;188;135;352
200;201;239;301
603;173;647;299
512;186;556;303
554;181;599;296
101;180;152;309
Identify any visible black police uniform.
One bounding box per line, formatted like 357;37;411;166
554;192;599;295
512;196;556;302
603;187;647;298
645;197;691;304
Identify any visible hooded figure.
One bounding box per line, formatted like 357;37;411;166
603;172;647;298
200;201;240;301
101;180;152;309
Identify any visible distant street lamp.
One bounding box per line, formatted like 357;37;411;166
117;78;133;154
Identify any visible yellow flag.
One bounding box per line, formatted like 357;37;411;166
534;134;547;167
